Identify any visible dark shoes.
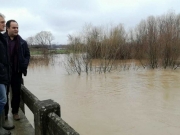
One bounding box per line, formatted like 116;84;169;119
13;114;20;121
3;116;15;131
0;127;11;135
0;113;11;135
3;122;15;130
0;113;20;135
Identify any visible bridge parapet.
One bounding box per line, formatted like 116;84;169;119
20;85;79;135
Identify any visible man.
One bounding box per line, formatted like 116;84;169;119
4;20;30;121
0;13;11;135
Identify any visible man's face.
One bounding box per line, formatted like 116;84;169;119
7;22;18;37
0;16;6;32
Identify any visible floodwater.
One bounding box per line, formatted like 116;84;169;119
24;54;180;135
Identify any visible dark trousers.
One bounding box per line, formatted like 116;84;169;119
4;72;22;116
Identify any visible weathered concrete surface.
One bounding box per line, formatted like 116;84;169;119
34;99;60;135
21;85;39;113
47;113;80;135
7;109;34;135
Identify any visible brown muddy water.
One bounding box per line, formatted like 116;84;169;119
24;54;180;135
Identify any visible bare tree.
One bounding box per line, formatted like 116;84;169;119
34;31;54;46
134;20;148;68
146;16;159;68
26;36;35;46
157;12;180;68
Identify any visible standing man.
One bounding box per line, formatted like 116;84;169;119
0;13;11;135
4;20;30;120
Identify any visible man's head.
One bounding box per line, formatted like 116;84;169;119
6;20;18;37
0;13;6;32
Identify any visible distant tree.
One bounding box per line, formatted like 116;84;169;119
34;31;54;46
26;36;35;46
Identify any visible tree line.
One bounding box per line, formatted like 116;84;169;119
67;11;180;69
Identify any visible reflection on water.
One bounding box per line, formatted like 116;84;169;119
24;55;180;135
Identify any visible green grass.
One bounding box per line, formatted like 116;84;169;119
30;50;43;55
50;49;69;54
30;48;69;55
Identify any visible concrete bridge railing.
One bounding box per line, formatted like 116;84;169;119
20;85;80;135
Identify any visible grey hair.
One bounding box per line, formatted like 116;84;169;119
0;13;5;18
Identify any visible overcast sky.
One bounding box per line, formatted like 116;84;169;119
1;0;180;44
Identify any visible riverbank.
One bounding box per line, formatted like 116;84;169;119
30;48;69;55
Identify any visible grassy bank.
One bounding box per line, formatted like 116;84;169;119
30;48;69;55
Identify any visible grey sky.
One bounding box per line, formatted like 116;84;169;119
1;0;180;44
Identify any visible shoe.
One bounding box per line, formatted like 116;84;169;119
3;126;14;130
3;119;15;130
13;114;20;121
0;127;11;135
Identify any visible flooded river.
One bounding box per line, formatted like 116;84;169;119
24;54;180;135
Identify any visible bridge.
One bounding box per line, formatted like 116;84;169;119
5;85;80;135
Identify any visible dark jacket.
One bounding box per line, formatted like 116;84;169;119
0;33;11;84
3;33;30;76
